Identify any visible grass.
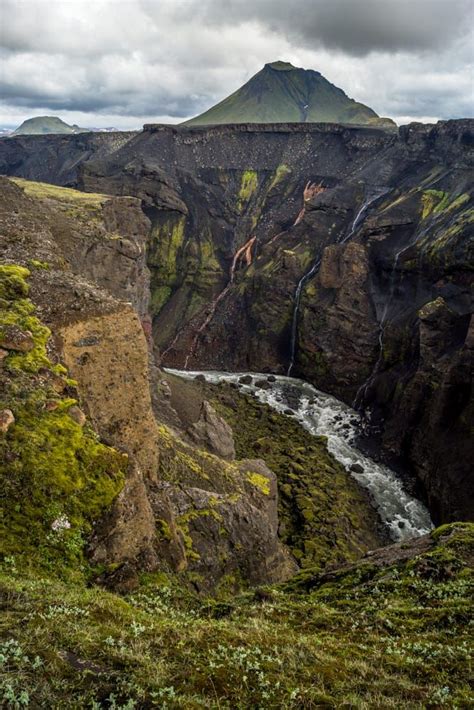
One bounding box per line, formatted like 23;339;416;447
1;523;472;708
10;178;108;207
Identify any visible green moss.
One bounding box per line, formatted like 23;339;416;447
148;216;187;314
268;163;291;192
417;203;474;266
446;192;470;212
150;285;172;313
28;259;50;270
211;384;381;569
0;265;30;301
11;177;107;207
1;301;51;373
0;265;126;579
246;471;270;495
421;189;449;219
238;170;258;210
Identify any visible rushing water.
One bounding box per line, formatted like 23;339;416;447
166;368;433;541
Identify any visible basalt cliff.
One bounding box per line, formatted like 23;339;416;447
1;119;471;526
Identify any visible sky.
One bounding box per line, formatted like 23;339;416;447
1;0;473;129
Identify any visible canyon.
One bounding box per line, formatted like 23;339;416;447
1;119;472;527
0;117;473;708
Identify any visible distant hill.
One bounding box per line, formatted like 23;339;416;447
13;116;88;136
186;61;395;127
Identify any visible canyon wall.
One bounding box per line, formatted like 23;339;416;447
0;120;472;523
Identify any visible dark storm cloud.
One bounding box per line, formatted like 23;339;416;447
198;0;472;56
0;0;472;129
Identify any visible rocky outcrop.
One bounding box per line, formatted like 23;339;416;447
0;176;299;589
297;242;379;398
0;324;35;352
186;401;236;459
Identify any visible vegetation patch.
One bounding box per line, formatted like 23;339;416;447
0;265;126;579
210;384;382;568
246;471;270;495
1;523;472;708
10;177;108;207
238;170;258;209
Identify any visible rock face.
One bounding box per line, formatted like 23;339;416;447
0;119;472;525
0;132;133;186
0;324;35;352
0;176;298;590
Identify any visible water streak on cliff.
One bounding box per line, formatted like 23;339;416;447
287;190;388;376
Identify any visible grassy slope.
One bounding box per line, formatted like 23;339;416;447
1;524;472;708
186;63;384;126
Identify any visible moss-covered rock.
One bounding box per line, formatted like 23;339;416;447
0;265;126;579
208;383;383;569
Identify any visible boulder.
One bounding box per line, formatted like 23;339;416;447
0;325;34;352
68;405;86;427
186;401;236;460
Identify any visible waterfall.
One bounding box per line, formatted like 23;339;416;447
353;219;431;410
286;257;321;376
353;247;403;409
287;188;389;376
182;236;256;369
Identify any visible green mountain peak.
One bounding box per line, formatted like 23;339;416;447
185;62;395;127
266;60;298;72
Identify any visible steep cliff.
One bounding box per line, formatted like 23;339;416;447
0;131;134;186
2;176;385;592
0;119;472;525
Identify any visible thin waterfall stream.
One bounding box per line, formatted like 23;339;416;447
167;368;433;541
353;220;434;410
287;189;389;375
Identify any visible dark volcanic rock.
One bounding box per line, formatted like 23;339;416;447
0;120;472;524
255;378;272;389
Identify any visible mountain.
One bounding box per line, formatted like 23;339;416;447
12;115;88;135
186;61;396;127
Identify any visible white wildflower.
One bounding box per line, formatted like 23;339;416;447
51;515;71;532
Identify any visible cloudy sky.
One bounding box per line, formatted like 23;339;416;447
1;0;473;129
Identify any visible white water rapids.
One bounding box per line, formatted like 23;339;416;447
166;369;433;542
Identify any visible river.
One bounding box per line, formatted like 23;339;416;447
166;369;433;542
